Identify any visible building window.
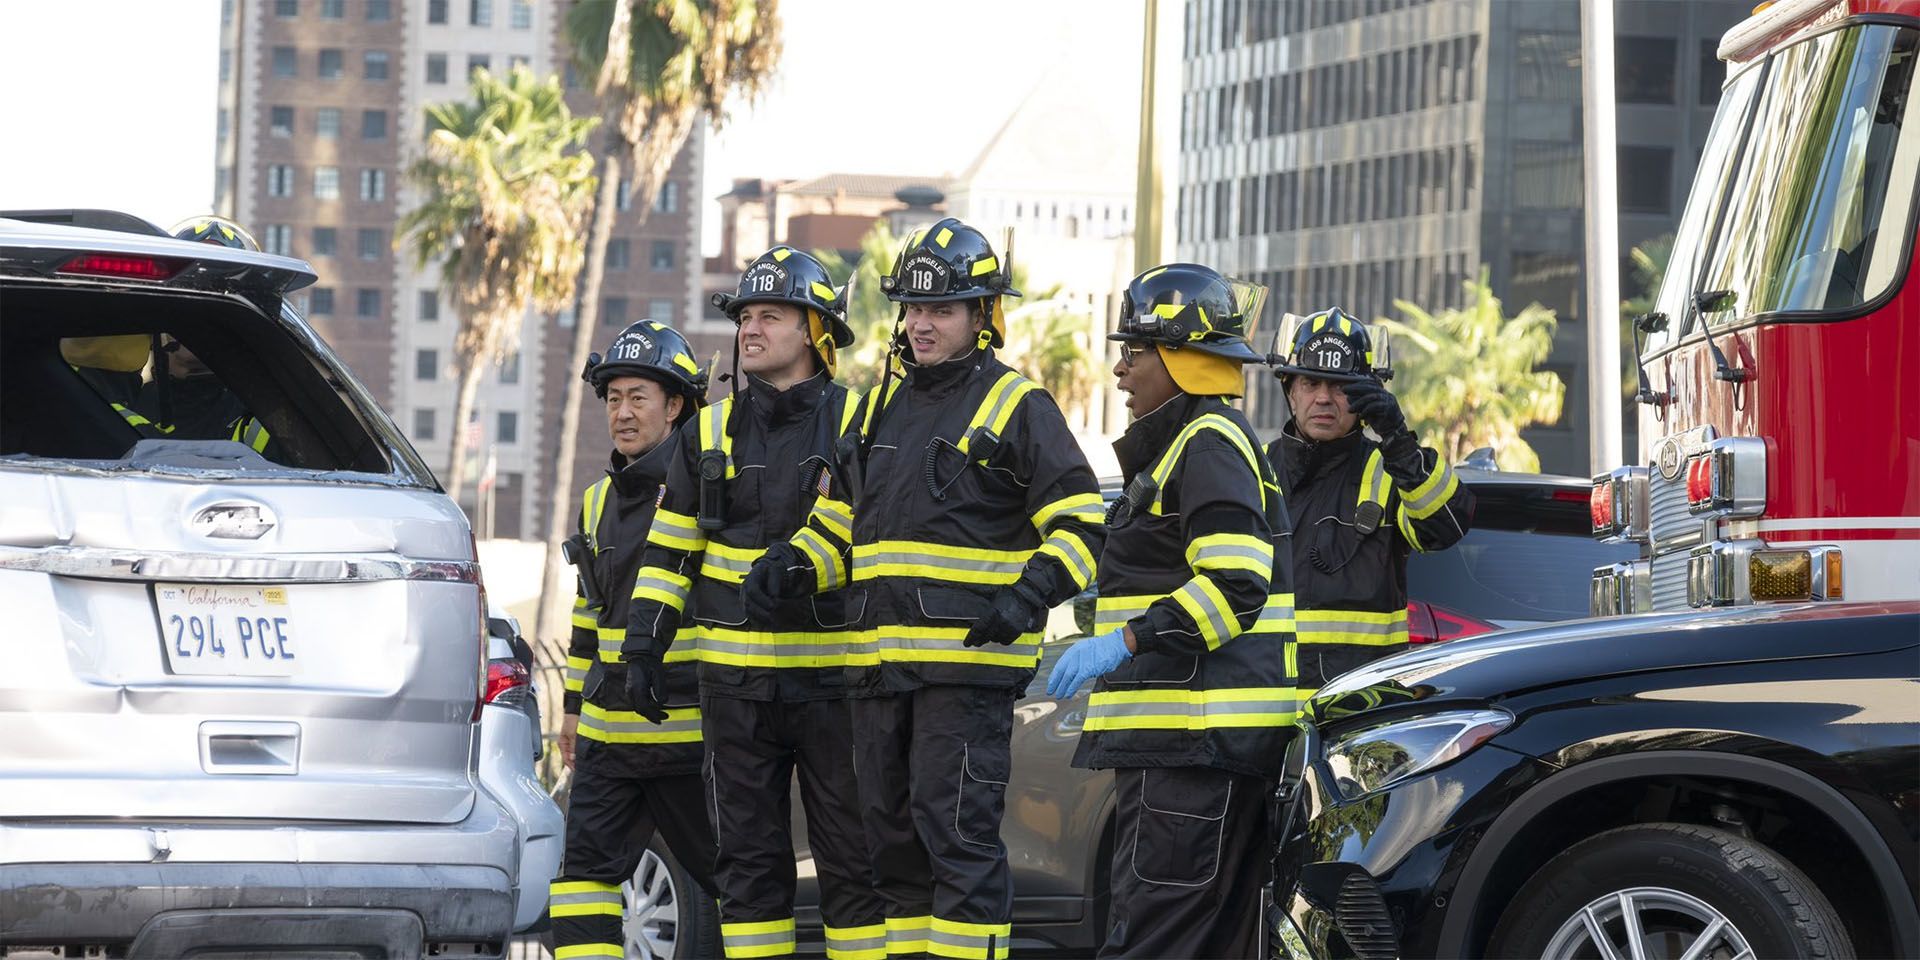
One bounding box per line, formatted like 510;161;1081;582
470;0;491;26
270;106;294;137
1617;36;1677;104
275;0;298;15
1699;39;1727;106
499;351;520;383
317;107;341;138
428;0;447;22
267;164;294;197
468;54;491;77
654;181;679;213
358;228;384;260
264;225;292;255
313;165;340;200
320;0;344;17
650;241;674;271
603;297;629;326
1512;140;1582;209
1514;32;1580;101
367;0;391;19
510;0;531;29
312;227;336;256
272;46;296;77
426;53;448;84
616;180;633;211
219;47;232;83
496;411;519;445
360;168;387;202
605;238;630;271
648;298;674;323
362;109;388;140
419;289;440;321
1618;146;1673;213
357;288;383;318
319;49;344;79
310;287;335;315
413;408;437;441
364;50;390;81
416;350;439;381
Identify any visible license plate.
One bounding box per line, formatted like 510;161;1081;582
155;584;299;677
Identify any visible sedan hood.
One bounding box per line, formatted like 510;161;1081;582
1311;602;1920;719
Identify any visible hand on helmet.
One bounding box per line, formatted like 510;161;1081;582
1341;380;1406;437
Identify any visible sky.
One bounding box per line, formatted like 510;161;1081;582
0;0;1141;251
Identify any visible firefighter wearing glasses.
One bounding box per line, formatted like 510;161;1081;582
1267;308;1472;699
551;319;719;960
1048;263;1296;959
746;218;1106;959
623;246;885;960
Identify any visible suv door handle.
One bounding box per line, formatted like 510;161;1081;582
199;720;301;775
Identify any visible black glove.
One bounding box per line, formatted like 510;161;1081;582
742;542;812;625
621;658;669;725
1341;380;1407;438
964;580;1047;647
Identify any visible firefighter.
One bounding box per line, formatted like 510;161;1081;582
1267;307;1472;699
1047;263;1296;959
622;245;885;960
745;218;1107;959
550;319;718;960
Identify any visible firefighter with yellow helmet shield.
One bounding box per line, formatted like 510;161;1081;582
623;245;884;960
1049;263;1296;958
745;218;1108;958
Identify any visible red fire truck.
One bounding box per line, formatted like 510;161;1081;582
1590;0;1920;612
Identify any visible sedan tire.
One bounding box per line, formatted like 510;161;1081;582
1489;822;1852;959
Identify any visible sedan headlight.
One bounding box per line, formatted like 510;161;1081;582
1323;708;1512;798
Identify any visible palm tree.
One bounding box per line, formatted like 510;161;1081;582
1001;296;1098;422
813;220;903;384
400;66;599;505
534;0;782;645
1377;270;1566;473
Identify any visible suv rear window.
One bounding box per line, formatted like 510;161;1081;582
1411;529;1633;623
1;282;431;484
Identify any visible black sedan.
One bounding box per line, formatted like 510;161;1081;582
1271;601;1920;960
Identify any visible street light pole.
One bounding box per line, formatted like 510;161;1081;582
1134;0;1180;275
1582;0;1625;475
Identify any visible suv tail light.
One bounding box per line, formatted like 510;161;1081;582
57;252;188;281
1407;601;1497;644
484;657;530;706
470;532;489;723
1591;466;1649;542
1685;437;1766;517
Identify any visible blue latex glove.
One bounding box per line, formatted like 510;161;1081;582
1047;628;1133;699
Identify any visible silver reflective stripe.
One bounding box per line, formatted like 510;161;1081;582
876;634;1040;656
579;713;702;738
927;930;1003;954
825;932;887;953
701;551;759;576
1401;462;1457;515
699;632;858;658
1174;580;1234;641
1190;541;1272;569
549;889;620;909
1249;600;1296;632
1087;696;1292;722
1093;596;1156;633
853;550;1028;579
1045;534;1095;585
1296;616;1405;638
0;546;479;583
723;930;796;948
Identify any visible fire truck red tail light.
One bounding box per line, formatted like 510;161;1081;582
57;253;186;281
1590;484;1613;531
1686;455;1714;506
1591;466;1647;542
1685;438;1767;518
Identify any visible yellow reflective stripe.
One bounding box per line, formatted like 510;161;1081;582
969;254;998;276
873;626;1041;668
1397;504;1426;551
1147;413;1263;514
647;506;706;552
555;945;624;960
700;398;737;477
723;916;797;958
1295;607;1410;646
632;566;693;610
1399;459;1458;520
551;880;620;895
564;655;590;693
571;610;598;630
114;403;175;433
1245;593;1297;635
1170;576;1238;649
1030;492;1104;533
1093;593;1156;633
697;627;857;668
851;540;1034;585
885;916;934;957
927;916;1013;960
837;389;862;434
578;703;701;743
1184;531;1274;576
812;496;855;544
699;540;766;584
1085;686;1299;731
794;526;847;592
599;626;699;663
1358;449;1390;511
1037;527;1096;590
958;371;1035;457
587;479;613;553
826;923;889;960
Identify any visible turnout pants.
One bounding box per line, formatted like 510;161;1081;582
703;695;886;959
1099;766;1268;959
550;739;720;960
852;686;1017;960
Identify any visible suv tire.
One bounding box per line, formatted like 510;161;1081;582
1490;822;1852;959
625;831;722;960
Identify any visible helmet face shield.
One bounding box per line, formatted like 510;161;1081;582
1228;278;1269;348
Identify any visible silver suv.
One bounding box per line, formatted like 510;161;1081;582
0;212;520;957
